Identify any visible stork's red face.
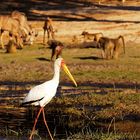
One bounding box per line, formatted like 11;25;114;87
61;59;77;87
60;59;65;67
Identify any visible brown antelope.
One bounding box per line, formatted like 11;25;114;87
43;17;55;44
0;15;23;49
11;10;38;45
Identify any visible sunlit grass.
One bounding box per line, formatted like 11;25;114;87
0;43;140;82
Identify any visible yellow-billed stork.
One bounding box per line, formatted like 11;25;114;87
22;58;77;140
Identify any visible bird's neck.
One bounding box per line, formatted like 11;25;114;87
52;64;60;82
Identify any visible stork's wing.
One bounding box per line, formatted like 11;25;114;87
22;80;58;106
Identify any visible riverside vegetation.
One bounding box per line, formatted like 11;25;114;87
0;43;140;139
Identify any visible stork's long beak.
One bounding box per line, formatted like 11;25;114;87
61;61;77;87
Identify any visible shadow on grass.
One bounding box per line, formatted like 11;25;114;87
36;57;50;61
0;0;140;23
74;56;102;60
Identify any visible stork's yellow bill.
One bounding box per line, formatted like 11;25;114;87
61;60;77;87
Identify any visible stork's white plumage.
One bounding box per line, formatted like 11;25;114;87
22;58;77;140
23;59;61;107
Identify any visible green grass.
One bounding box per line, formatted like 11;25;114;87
0;42;140;139
0;43;140;120
67;131;138;140
0;43;140;82
51;91;140;120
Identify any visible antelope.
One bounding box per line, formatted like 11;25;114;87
11;10;38;45
0;15;23;49
43;17;55;44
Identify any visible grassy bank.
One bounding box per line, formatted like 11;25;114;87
0;43;140;83
0;43;140;139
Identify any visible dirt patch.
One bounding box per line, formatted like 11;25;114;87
1;0;140;44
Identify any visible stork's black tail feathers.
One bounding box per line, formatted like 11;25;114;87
20;97;44;107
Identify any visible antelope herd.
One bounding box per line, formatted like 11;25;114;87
0;10;37;52
0;10;126;60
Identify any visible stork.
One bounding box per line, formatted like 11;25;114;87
21;58;77;140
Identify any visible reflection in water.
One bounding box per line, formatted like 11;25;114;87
0;88;140;139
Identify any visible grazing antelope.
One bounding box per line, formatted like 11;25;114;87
0;15;23;49
11;10;38;45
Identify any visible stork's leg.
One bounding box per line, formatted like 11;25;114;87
29;107;43;140
42;108;54;140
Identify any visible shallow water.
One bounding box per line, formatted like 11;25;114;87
0;84;140;139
